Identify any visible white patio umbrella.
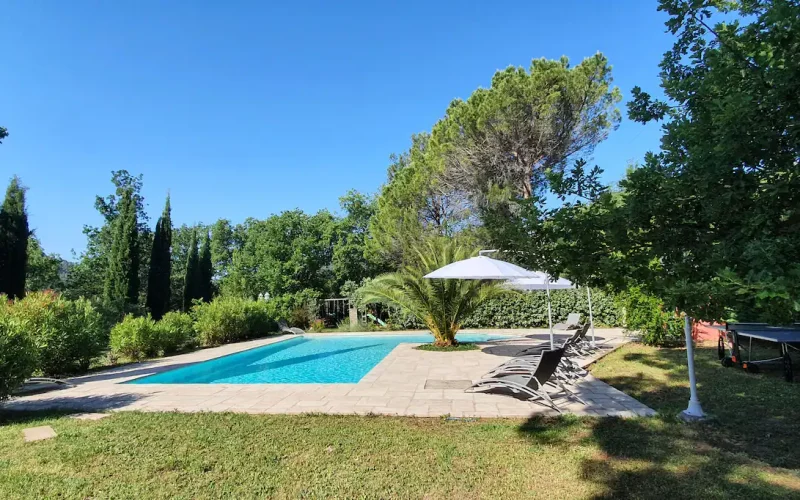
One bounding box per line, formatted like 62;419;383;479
505;275;596;348
423;255;538;280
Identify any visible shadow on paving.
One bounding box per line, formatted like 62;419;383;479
1;393;146;416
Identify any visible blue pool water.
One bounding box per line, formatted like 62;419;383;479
128;333;507;384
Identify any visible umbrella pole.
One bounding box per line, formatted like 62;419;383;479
586;287;596;346
546;281;554;349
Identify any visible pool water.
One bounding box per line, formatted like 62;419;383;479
128;333;507;384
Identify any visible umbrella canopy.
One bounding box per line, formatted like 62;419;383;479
506;273;596;345
504;275;575;290
423;256;538;280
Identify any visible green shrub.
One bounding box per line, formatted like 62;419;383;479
4;292;105;375
462;288;622;329
335;318;376;333
308;319;326;332
0;313;37;400
267;289;321;327
623;287;685;346
193;297;277;347
110;315;159;361
244;299;277;337
155;311;196;355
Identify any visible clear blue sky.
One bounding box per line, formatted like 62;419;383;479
1;1;671;258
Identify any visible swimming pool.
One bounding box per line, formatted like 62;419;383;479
128;333;508;384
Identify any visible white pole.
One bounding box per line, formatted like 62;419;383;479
546;280;554;349
586;287;596;345
680;315;706;420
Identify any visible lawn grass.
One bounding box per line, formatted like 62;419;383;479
1;344;799;499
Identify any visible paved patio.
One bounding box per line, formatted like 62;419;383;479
2;329;655;418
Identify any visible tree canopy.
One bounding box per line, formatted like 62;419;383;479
0;176;30;299
146;196;172;319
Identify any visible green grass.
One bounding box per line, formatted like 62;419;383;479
1;344;799;499
415;342;480;352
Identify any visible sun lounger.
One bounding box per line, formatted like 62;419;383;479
554;313;581;330
467;348;583;412
278;320;306;335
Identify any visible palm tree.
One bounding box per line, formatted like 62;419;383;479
360;239;498;346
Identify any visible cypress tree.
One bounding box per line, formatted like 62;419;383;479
104;189;140;304
198;230;213;302
0;176;30;299
182;230;199;311
146;195;172;319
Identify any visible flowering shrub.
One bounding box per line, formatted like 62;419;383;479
3;291;105;375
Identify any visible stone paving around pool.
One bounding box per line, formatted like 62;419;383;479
2;329;655;418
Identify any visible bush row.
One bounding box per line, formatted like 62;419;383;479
462;288;624;329
0;292;107;399
109;296;278;360
0;293;282;400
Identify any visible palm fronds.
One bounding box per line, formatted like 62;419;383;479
360;239;499;345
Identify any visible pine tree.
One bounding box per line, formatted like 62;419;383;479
0;176;30;299
182;230;199;311
146;195;172;319
104;189;139;304
198;231;214;302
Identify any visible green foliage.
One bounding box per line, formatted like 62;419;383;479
222;210;337;299
192;296;276;347
65;170;150;303
368;133;481;267
110;314;159;361
104;188;140;305
0;176;30;299
0;312;36;400
155;311;195;355
415;343;479;352
264;289;322;326
360;239;499;346
210;219;235;278
26;236;64;292
3;291;105;375
622;287;684;347
198;231;213;302
462;288;622;329
609;0;800;321
441;54;621;200
182;230;200;311
333;191;384;289
335;317;376;333
146;196;172;320
308;319;326;333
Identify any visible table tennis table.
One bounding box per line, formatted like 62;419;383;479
716;323;800;382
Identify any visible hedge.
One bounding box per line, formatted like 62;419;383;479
462;288;623;329
192;296;277;346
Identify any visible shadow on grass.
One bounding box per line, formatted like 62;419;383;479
515;414;799;499
578;417;798;499
590;344;800;470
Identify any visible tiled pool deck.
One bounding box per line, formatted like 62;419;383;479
2;329;655;418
